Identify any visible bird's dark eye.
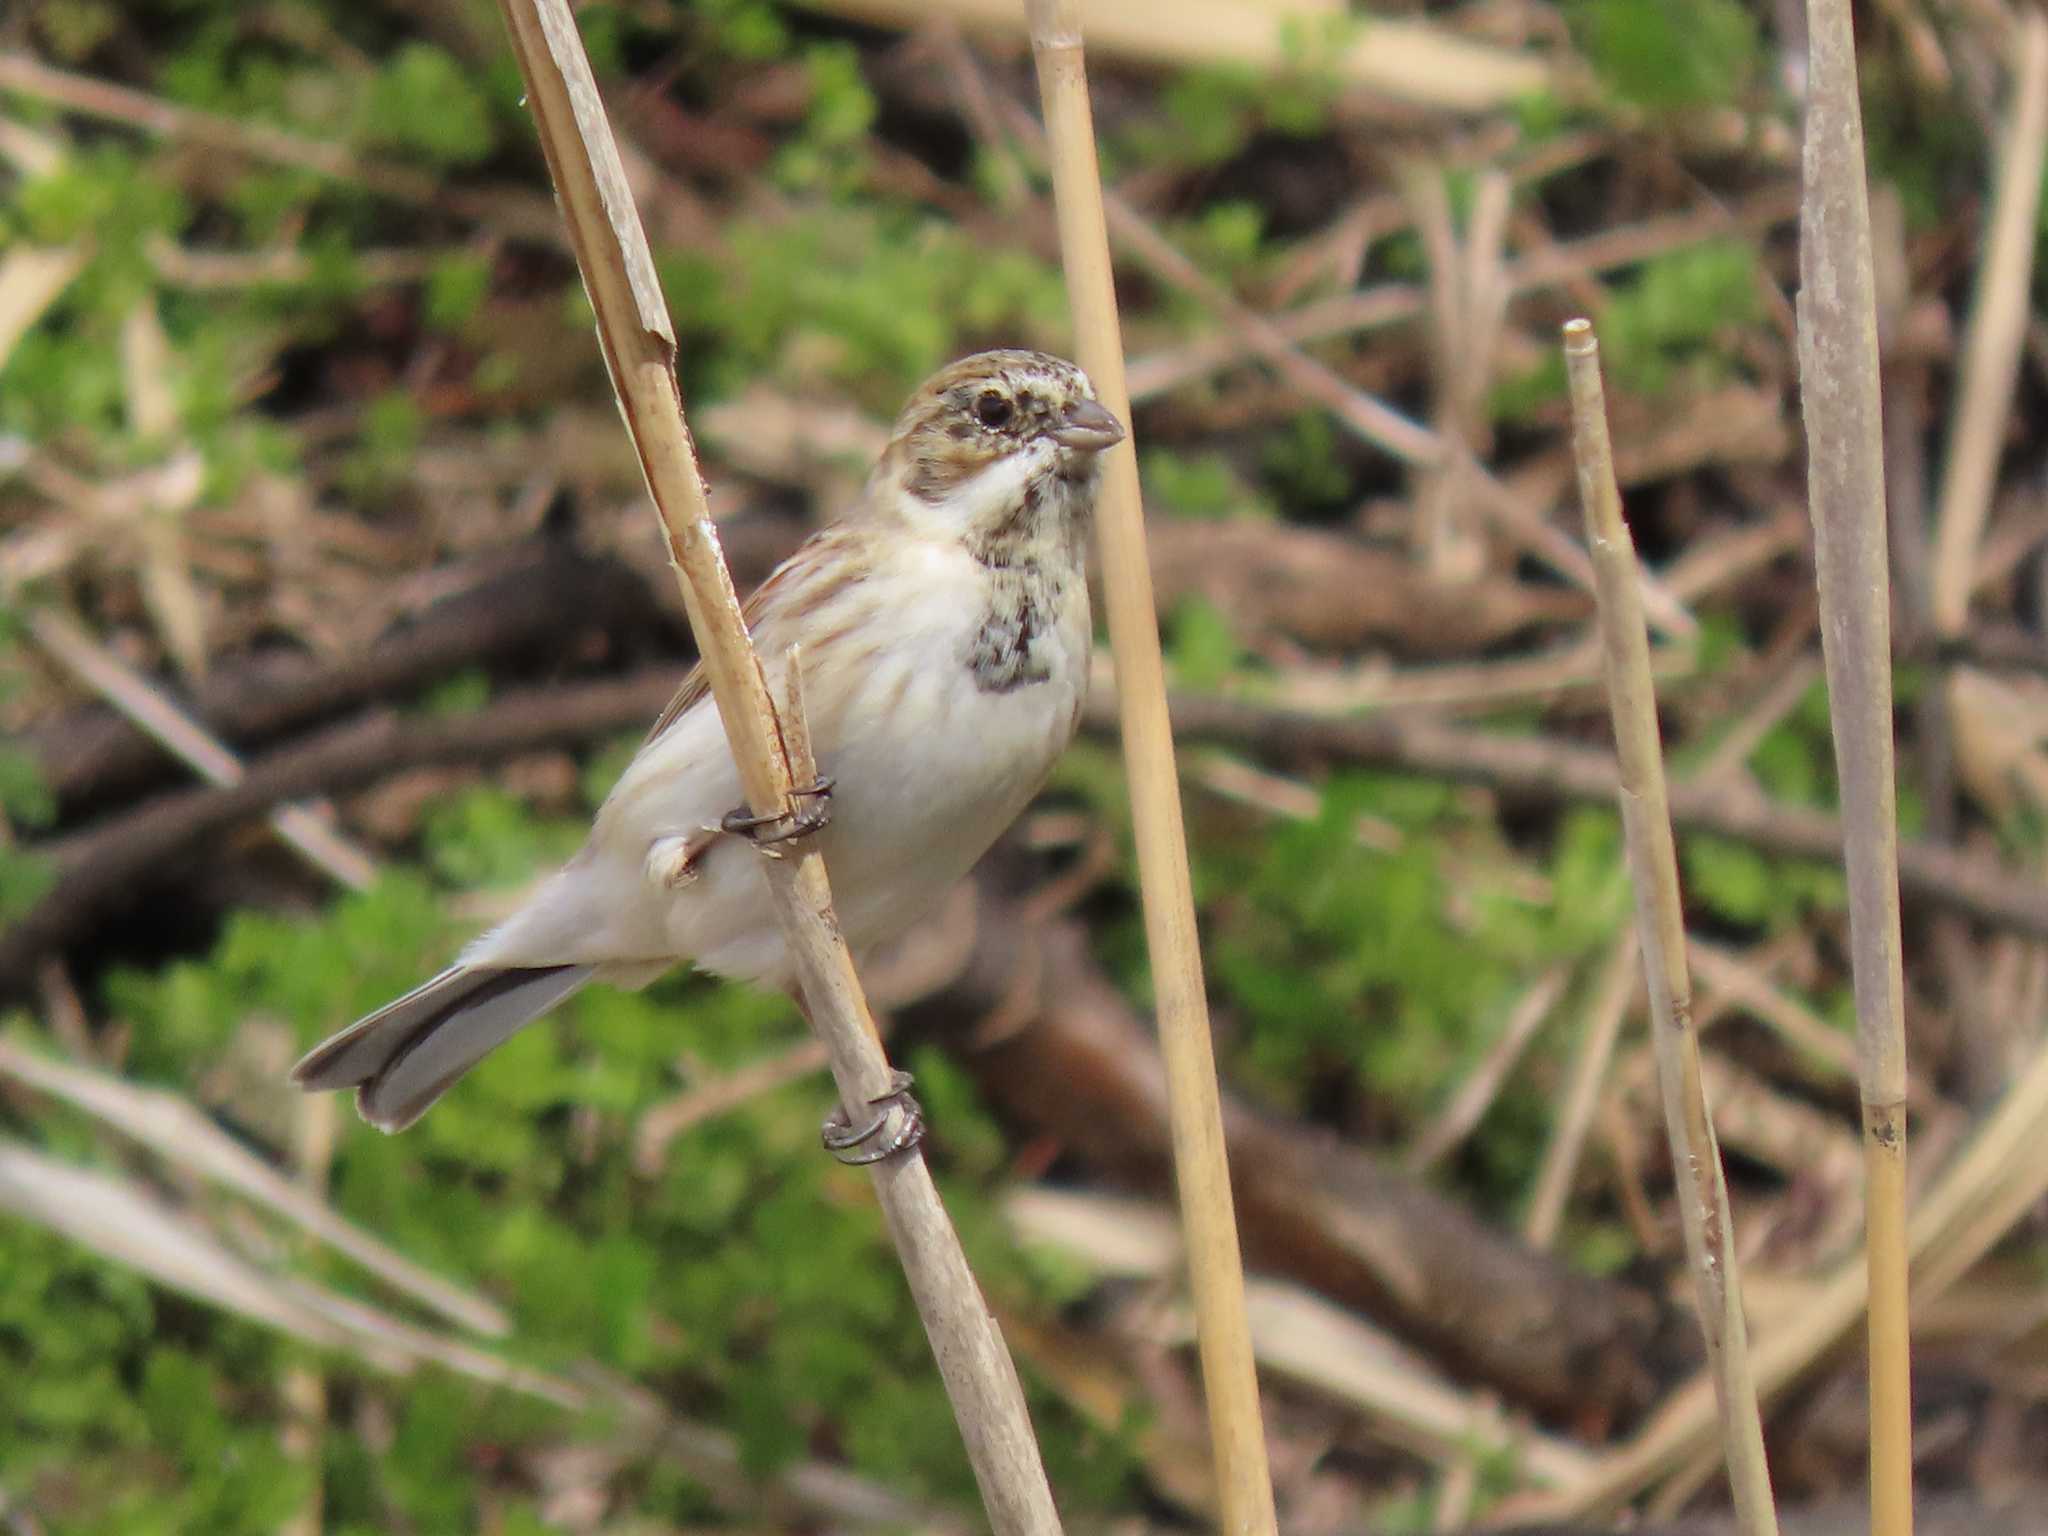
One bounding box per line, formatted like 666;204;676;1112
974;390;1013;428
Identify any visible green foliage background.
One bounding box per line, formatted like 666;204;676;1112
0;0;1959;1526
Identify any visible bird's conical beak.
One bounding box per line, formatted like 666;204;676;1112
1047;398;1126;452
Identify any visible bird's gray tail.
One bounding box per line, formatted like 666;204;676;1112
291;964;593;1133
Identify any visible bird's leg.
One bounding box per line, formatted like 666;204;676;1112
820;1068;925;1165
719;775;835;849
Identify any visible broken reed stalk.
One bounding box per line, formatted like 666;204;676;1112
1516;1017;2048;1521
1797;3;1914;1532
490;4;1061;1531
1024;3;1278;1531
1563;320;1780;1536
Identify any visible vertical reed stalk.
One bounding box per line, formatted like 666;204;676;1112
1025;3;1277;1530
1564;320;1780;1536
1797;4;1914;1530
492;3;1061;1529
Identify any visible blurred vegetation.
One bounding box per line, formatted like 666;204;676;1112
1;0;2034;1529
11;768;1148;1530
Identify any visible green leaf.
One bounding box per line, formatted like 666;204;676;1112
1259;411;1351;510
1683;834;1776;925
362;45;497;167
421;785;583;888
423;253;492;331
1571;0;1761;111
1166;598;1247;690
0;748;54;827
0;847;53;923
417;668;491;717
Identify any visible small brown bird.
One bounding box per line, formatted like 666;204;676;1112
294;349;1123;1132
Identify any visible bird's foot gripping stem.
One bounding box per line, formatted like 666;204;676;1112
719;776;834;853
821;1070;925;1166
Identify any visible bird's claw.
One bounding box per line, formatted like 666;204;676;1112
719;777;834;854
821;1070;925;1166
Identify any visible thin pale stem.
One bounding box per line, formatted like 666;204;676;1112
988;86;1695;643
1523;935;1638;1249
1797;2;1914;1529
1517;1019;2048;1520
491;3;1061;1530
1563;319;1779;1536
1024;3;1277;1532
1928;14;2048;634
27;610;378;892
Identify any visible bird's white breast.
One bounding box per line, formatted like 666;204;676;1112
789;539;1088;959
493;533;1089;991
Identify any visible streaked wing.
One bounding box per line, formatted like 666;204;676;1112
639;663;708;749
641;526;871;748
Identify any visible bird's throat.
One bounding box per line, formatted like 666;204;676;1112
962;554;1071;694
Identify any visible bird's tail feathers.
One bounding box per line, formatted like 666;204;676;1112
291;963;593;1133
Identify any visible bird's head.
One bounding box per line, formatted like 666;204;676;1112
868;349;1124;557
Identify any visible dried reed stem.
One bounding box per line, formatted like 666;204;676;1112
1025;3;1277;1531
1539;1012;2048;1518
491;3;1060;1529
26;610;378;892
1797;4;1913;1531
1927;12;2048;635
1519;961;2048;1521
1563;319;1779;1536
809;0;1550;111
1522;935;1637;1249
0;1038;506;1335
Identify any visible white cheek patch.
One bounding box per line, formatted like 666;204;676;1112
904;440;1056;535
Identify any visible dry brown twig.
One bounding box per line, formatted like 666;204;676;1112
1145;688;2048;939
0;50;564;245
1123;188;1804;405
1686;938;1862;1087
0;1038;504;1334
0;1136;946;1530
1025;2;1276;1529
1689;1052;1864;1265
814;0;1551;112
633;1036;833;1175
1411;164;1512;584
1489;6;2007;1519
489;2;1061;1529
1406;965;1568;1174
1797;3;1915;1530
1564;318;1780;1536
0;244;89;364
27;663;2048;993
1927;13;2048;642
1000;1187;1597;1491
1925;16;2048;819
1259;643;1640;719
1513;1013;2048;1523
973;78;1698;642
1093;168;1700;641
1522;935;1638;1250
25;609;379;892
